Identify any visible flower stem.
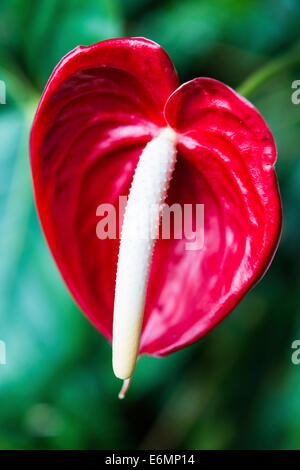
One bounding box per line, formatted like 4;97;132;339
237;41;300;99
118;378;131;400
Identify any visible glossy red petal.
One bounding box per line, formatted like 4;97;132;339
139;78;281;355
30;38;179;341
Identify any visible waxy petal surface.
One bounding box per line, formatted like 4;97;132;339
30;39;281;357
140;78;281;355
30;38;179;340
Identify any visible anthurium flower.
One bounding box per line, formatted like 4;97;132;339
30;38;281;395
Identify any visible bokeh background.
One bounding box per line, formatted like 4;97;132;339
0;0;300;450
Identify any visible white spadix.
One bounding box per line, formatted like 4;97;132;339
112;127;177;384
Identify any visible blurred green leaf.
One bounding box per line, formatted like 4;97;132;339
1;0;300;451
0;0;124;89
130;0;300;82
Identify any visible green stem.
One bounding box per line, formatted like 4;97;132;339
237;41;300;98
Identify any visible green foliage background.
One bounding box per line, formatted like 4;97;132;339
0;0;300;450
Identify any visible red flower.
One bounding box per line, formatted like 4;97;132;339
30;38;281;384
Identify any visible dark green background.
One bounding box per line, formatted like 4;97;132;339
0;0;300;450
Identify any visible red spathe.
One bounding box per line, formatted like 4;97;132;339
30;38;282;357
